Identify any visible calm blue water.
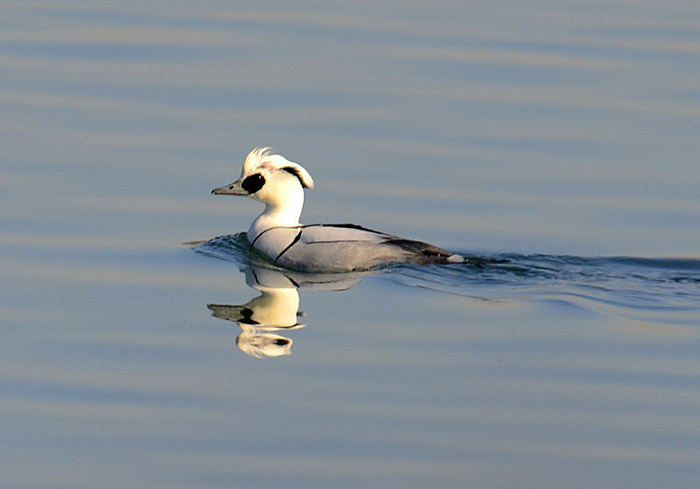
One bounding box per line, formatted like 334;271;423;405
2;1;700;488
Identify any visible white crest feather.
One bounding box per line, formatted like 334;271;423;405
244;147;314;189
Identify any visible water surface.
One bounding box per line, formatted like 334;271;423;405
2;1;700;488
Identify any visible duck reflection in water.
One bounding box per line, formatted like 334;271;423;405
208;265;365;358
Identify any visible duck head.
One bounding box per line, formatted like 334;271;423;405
212;148;314;232
212;147;313;200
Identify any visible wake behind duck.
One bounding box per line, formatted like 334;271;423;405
212;147;465;273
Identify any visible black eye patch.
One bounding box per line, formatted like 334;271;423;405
241;173;265;193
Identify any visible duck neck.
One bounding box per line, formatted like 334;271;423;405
249;190;304;240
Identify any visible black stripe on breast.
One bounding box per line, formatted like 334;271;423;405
250;225;301;250
275;229;303;262
249;227;272;249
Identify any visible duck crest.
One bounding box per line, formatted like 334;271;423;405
244;147;314;189
243;147;273;174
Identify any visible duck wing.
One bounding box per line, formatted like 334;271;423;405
266;224;461;272
302;224;452;256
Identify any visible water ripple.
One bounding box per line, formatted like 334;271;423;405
389;254;700;324
197;234;700;325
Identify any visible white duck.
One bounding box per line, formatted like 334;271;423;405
212;147;465;272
